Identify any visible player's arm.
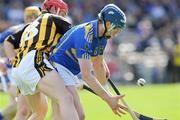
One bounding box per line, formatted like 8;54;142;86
75;27;126;115
91;56;109;85
3;26;26;63
79;58;109;97
76;40;125;115
0;29;13;44
78;58;126;115
4;38;16;63
78;58;112;100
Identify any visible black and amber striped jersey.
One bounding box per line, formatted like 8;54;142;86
13;13;71;67
0;24;26;57
5;24;29;50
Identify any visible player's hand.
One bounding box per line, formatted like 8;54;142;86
106;95;127;116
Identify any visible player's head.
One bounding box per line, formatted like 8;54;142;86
98;4;126;39
41;0;68;17
24;6;41;23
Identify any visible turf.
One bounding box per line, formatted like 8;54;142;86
0;84;179;120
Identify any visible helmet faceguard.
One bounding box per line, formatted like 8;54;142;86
41;0;68;15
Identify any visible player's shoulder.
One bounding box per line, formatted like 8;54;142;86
47;13;71;25
0;24;23;42
8;24;22;31
79;20;98;41
9;24;29;36
73;21;93;33
14;24;28;33
3;24;23;34
83;20;98;33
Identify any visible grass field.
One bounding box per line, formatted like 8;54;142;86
0;83;180;120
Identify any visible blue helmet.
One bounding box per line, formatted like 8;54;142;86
98;4;126;29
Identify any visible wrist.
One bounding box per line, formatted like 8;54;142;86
101;92;111;102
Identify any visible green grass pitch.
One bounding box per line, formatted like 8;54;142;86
0;84;180;120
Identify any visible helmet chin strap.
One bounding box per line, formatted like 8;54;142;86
102;22;115;38
107;24;116;32
102;19;107;37
100;13;115;38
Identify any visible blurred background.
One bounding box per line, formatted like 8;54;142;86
0;0;180;84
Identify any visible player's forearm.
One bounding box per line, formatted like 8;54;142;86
79;58;111;101
4;41;16;61
92;57;107;85
92;62;107;85
82;73;111;101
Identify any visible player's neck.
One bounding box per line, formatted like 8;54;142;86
98;23;105;38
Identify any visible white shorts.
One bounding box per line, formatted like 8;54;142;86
54;63;79;86
12;50;54;95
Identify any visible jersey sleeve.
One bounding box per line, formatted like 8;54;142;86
75;23;107;59
52;15;71;34
74;29;92;60
0;30;13;44
5;24;28;49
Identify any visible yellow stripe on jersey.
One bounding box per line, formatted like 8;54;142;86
65;50;78;64
35;14;49;49
13;51;21;67
47;33;61;54
23;31;33;56
90;56;96;60
52;33;61;47
47;22;56;45
85;23;93;38
71;48;76;57
36;51;43;64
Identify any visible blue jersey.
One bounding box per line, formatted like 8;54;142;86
0;24;24;44
50;20;107;75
